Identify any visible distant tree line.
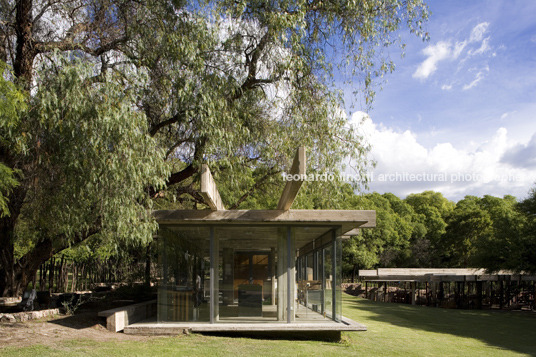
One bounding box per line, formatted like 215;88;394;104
342;189;536;279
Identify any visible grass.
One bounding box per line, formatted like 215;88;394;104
3;294;536;357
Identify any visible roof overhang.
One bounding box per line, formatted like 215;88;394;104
154;209;375;235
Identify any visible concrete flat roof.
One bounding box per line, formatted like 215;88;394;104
154;209;376;236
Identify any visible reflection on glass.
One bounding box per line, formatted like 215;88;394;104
296;228;343;322
157;225;344;324
157;226;210;322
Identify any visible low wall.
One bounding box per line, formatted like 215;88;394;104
98;300;156;332
0;308;60;322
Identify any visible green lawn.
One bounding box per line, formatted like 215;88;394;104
3;294;536;356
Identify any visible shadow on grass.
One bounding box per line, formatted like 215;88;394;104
48;311;106;330
344;295;536;356
200;330;342;342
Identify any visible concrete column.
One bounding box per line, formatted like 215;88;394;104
276;227;296;322
210;228;219;323
321;249;326;315
287;227;296;323
270;247;276;306
331;231;337;321
277;231;286;321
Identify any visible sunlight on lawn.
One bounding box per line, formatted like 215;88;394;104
2;295;535;357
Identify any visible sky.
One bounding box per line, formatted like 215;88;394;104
345;0;536;202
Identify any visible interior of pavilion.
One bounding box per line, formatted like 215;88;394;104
156;224;343;324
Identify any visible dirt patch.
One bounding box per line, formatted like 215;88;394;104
0;309;155;348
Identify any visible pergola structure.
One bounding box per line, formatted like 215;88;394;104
128;148;375;335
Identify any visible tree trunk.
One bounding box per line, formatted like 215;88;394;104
48;258;55;293
0;217;16;296
0;184;27;296
14;0;36;87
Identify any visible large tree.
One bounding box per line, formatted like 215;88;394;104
442;196;493;267
404;191;454;266
1;0;429;296
470;195;529;273
0;58;167;296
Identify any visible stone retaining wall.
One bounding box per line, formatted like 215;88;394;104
0;308;61;322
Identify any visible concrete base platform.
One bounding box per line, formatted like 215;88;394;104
124;315;366;336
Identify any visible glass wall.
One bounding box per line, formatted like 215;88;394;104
215;226;281;321
296;228;343;322
157;226;210;322
157;224;343;324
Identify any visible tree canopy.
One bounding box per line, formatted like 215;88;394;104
1;0;430;296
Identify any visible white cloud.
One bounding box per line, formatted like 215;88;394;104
453;41;467;58
441;84;452;91
462;65;489;90
349;112;536;200
413;41;452;79
470;37;490;55
501;134;536;168
469;22;490;43
413;22;492;82
500;111;517;120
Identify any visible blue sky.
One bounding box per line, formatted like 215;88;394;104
346;0;536;201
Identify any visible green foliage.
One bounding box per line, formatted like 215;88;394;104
16;56;168;252
342;192;415;274
221;0;430;106
0;164;19;218
128;0;430;206
442;196;493;267
0;62;26;217
1;0;432;295
469;195;530;273
340;189;535;274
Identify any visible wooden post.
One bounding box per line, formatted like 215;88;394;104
476;281;483;309
425;282;429;306
411;282;416;305
506;278;511;308
439;281;444;306
499;279;504;309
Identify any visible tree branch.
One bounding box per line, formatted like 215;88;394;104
34;35;128;56
229;168;280;209
231;31;281;101
149;110;186;137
